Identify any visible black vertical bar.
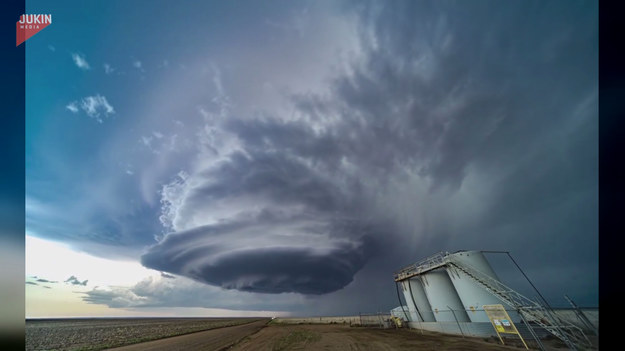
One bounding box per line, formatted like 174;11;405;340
600;0;621;342
0;1;26;350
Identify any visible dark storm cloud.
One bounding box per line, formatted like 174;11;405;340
65;275;88;286
142;219;377;294
145;119;389;294
144;0;596;305
327;0;597;305
190;150;352;213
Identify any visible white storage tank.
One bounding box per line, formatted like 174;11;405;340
400;280;420;322
407;277;436;322
421;268;470;322
446;250;520;323
401;277;436;322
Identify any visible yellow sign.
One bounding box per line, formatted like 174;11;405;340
483;304;528;349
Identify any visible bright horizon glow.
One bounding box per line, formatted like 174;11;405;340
26;235;159;318
26;235;157;287
25;235;293;318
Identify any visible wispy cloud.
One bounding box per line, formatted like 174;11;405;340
81;275;301;312
36;278;58;284
71;53;91;70
133;59;145;72
70;94;115;123
161;272;175;279
140;136;152;147
103;63;115;75
65;275;89;286
66;102;79;113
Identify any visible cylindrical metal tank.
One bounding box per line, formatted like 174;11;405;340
401;277;436;322
400;280;420;322
407;277;436;322
446;251;519;323
421;268;470;322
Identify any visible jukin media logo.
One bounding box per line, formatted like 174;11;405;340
17;14;52;46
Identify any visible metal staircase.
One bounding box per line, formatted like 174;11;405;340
445;255;591;350
394;251;449;281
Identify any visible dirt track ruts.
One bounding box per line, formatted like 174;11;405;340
231;323;527;351
105;319;269;351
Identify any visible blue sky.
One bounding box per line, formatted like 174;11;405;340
25;0;597;317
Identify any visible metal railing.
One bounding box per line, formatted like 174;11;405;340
445;256;591;350
394;251;449;281
393;252;592;350
393;306;598;350
358;312;393;328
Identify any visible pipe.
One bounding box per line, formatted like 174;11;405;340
395;281;410;322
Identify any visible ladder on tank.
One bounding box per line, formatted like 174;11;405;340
445;255;591;350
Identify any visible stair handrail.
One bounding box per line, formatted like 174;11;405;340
445;255;590;349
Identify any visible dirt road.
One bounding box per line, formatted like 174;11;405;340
232;323;527;351
105;319;268;351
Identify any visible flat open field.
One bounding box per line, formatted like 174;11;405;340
232;323;530;351
27;318;587;350
107;319;269;351
25;317;262;351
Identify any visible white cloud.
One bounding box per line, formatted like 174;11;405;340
66;102;79;113
65;95;115;122
103;63;115;75
79;94;115;123
133;60;145;72
81;274;300;313
158;171;189;230
167;134;179;151
71;53;91;70
197;106;210;120
140;136;153;147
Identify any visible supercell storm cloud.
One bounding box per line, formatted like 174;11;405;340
141;119;380;294
139;1;596;298
141;222;374;294
26;0;597;311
